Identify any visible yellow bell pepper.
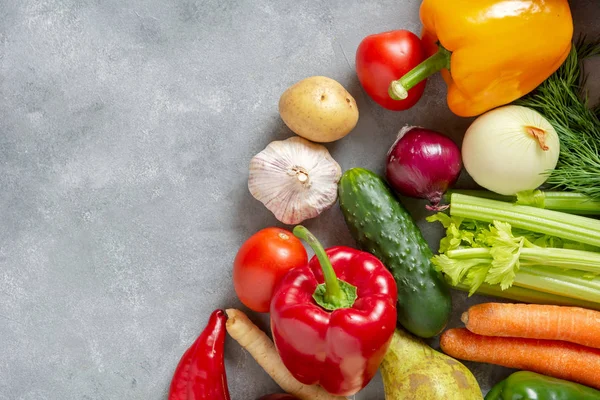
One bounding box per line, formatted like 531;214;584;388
389;0;573;117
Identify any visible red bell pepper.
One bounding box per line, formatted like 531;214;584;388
356;30;427;111
270;226;398;396
168;309;230;400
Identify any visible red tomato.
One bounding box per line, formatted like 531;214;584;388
356;30;427;111
233;228;307;313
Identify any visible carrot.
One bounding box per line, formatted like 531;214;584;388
461;303;600;349
440;328;600;390
224;309;346;400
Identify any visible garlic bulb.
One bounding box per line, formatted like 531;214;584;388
248;136;342;224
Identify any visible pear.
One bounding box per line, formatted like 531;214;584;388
381;329;483;400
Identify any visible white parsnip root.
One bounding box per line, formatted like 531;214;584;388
225;309;347;400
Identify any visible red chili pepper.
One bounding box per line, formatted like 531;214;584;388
168;309;230;400
270;226;398;396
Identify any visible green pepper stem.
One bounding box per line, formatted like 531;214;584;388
389;44;452;100
293;226;343;306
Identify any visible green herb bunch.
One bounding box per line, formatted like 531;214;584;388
516;37;600;199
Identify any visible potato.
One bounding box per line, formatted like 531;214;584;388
278;76;359;143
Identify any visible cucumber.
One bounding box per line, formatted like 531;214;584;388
338;168;451;338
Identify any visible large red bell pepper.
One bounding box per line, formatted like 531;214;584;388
270;226;398;396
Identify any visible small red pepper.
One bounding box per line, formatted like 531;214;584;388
356;29;427;111
270;226;398;396
168;309;230;400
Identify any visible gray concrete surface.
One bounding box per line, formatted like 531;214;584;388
1;0;598;399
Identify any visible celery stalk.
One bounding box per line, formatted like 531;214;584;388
447;190;600;215
514;266;600;303
537;192;600;214
450;193;600;247
450;281;600;311
446;249;491;259
544;192;600;215
432;196;600;308
445;247;600;273
520;247;600;271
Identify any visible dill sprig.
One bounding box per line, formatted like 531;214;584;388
516;37;600;199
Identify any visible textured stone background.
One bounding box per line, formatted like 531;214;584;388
1;0;598;399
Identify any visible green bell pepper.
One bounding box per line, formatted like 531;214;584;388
485;371;600;400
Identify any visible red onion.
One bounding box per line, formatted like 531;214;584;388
385;126;462;210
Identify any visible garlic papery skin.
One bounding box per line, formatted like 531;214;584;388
248;136;342;224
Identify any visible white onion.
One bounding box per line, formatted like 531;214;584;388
462;105;560;196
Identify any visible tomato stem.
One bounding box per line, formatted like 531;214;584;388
293;225;356;310
389;44;451;100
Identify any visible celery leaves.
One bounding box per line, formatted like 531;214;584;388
429;212;600;295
